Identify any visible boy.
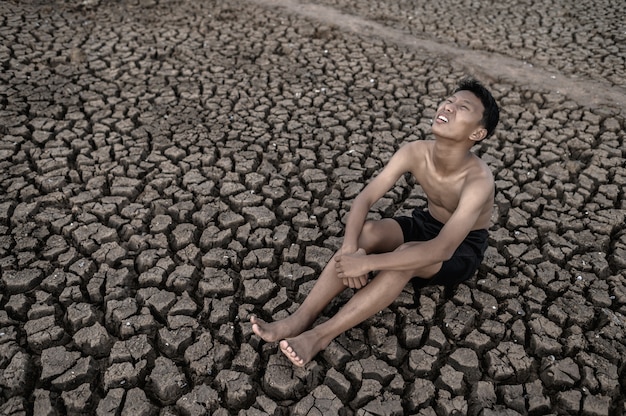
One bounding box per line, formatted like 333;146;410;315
251;78;500;367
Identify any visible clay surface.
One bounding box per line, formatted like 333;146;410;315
0;0;624;414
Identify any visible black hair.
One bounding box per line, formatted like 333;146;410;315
454;78;499;139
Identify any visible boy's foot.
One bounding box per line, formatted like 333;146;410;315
279;339;306;367
250;315;309;343
279;331;326;367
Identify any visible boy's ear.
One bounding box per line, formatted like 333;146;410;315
470;128;487;142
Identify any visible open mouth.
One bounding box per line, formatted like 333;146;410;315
437;115;448;123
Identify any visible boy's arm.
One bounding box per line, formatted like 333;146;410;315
341;144;418;253
340;172;493;277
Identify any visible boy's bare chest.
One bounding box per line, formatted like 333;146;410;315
415;170;464;213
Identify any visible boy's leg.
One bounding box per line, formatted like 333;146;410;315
250;251;346;342
280;244;442;366
251;218;404;342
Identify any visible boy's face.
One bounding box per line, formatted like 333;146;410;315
432;90;487;142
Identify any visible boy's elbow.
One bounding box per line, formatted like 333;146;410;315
437;246;456;263
439;253;454;263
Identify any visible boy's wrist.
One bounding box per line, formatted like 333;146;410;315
363;254;374;275
341;241;358;253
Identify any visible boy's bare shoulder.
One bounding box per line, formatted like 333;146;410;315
469;154;494;182
399;140;432;158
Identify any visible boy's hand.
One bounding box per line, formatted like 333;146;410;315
342;275;368;289
335;248;369;288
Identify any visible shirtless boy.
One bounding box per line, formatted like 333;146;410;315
251;78;500;367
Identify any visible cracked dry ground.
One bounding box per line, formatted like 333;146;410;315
0;0;625;415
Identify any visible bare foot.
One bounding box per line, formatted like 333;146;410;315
279;331;327;367
279;339;306;367
250;314;310;343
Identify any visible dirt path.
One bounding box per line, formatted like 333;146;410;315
250;0;626;114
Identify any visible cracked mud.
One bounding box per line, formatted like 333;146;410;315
0;0;625;415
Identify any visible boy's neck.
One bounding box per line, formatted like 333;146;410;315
431;136;474;175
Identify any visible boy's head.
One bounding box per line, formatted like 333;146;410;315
454;78;499;139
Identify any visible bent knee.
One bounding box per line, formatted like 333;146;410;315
359;219;403;253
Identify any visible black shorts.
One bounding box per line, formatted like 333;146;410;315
393;209;488;290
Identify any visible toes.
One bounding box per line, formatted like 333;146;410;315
280;340;300;361
279;340;291;353
250;316;268;335
280;342;307;367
